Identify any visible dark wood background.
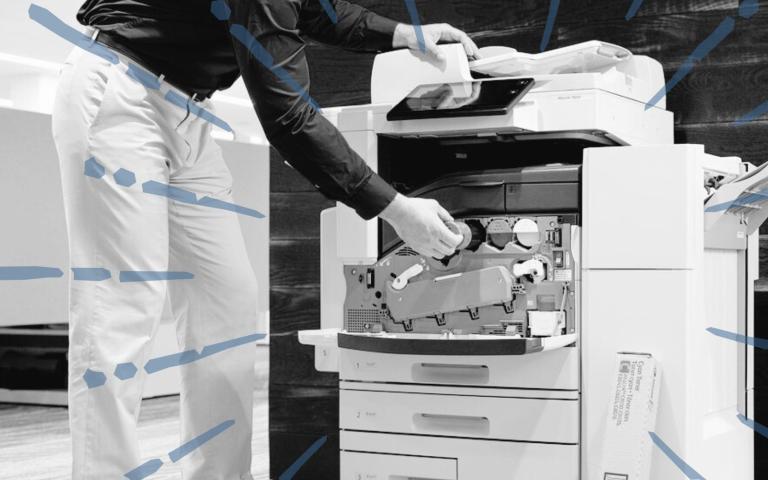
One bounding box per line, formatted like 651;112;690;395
270;1;768;478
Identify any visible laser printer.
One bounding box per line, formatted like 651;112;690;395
299;41;760;479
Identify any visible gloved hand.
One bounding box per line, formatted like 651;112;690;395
380;194;464;258
393;23;480;63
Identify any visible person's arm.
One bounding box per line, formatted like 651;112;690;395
297;0;480;60
226;0;463;256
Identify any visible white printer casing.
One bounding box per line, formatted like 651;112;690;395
299;42;757;479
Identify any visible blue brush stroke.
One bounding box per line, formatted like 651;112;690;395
739;0;759;19
625;0;645;20
707;327;768;349
124;459;163;480
646;16;735;109
142;180;198;204
28;4;118;64
144;332;265;374
318;0;338;24
705;186;768;212
164;90;233;132
83;368;107;389
737;414;768;438
72;267;111;281
114;168;137;187
0;266;64;280
403;0;425;53
168;419;235;462
84;157;106;179
114;362;138;380
279;435;328;480
197;196;265;218
210;0;232;21
649;432;706;479
540;0;560;52
119;271;194;282
126;63;162;90
735;99;768;125
229;25;321;111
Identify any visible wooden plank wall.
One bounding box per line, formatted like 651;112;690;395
270;1;768;477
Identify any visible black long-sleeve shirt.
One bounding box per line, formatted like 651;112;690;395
77;0;399;219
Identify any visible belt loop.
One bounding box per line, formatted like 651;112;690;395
157;73;166;86
191;93;199;104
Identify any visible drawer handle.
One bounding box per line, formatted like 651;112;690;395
412;363;490;384
413;413;490;436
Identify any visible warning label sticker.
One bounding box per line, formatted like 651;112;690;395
611;359;646;427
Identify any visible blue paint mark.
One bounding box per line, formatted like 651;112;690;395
403;0;425;53
739;0;759;19
210;0;232;21
119;271;194;282
72;267;111;281
163;90;233;132
142;180;198;204
318;0;338;24
649;432;705;479
28;4;118;64
707;327;768;349
738;414;768;438
199;333;266;357
126;64;162;90
229;24;321;111
84;157;106;179
705;186;768;212
144;332;265;374
735;99;768;125
278;435;328;480
168;419;235;462
83;369;107;389
197;196;265;218
114;362;138;380
114;168;137;187
625;0;645;20
646;16;735;109
0;266;64;280
123;458;164;480
540;0;560;52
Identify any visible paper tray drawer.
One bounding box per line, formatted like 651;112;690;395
340;389;578;443
341;451;457;480
339;346;578;390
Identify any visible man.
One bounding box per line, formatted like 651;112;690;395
52;0;477;478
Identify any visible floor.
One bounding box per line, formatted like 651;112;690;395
0;347;270;480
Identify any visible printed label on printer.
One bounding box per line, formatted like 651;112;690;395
554;269;572;281
612;359;645;426
604;474;628;480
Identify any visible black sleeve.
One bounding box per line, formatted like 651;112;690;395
297;0;399;51
227;0;397;220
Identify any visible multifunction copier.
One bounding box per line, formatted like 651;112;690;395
299;41;762;479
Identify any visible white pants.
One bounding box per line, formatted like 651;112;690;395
52;48;259;480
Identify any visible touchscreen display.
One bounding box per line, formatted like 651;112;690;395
387;78;534;121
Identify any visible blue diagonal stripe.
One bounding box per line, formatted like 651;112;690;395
126;63;162;90
228;25;321;111
119;271;194;282
403;0;425;53
737;414;768;438
144;332;266;374
28;4;118;64
123;459;164;480
200;333;266;357
163;90;233;132
318;0;338;24
649;432;706;479
168;419;236;462
705;186;768;212
646;16;735;109
625;0;645;20
540;0;560;52
278;435;328;480
0;266;64;280
739;0;759;19
197;196;265;218
707;327;768;349
735;99;768;125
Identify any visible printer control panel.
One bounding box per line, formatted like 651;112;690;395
344;214;578;338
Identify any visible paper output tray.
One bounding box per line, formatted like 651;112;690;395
338;332;576;356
